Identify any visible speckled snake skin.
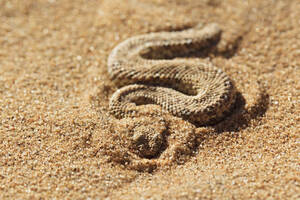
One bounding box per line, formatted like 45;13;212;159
107;23;236;125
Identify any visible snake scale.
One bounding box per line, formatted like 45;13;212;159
107;23;236;125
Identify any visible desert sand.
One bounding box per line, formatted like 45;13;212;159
0;0;299;199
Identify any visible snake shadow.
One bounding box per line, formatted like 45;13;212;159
193;34;244;59
142;29;243;60
195;90;270;133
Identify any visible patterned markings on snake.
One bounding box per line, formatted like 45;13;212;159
108;23;237;125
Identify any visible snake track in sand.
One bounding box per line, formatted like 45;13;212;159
108;23;237;125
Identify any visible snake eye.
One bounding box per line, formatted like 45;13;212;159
221;94;228;100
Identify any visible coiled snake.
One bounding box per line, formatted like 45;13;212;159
107;23;236;125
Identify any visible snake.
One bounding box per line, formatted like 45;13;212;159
107;23;236;125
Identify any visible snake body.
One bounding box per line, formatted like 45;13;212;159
107;23;236;125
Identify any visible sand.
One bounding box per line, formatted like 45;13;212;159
0;0;299;199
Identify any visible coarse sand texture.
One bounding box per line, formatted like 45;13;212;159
0;0;299;199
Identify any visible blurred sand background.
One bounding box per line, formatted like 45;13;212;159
0;0;299;199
